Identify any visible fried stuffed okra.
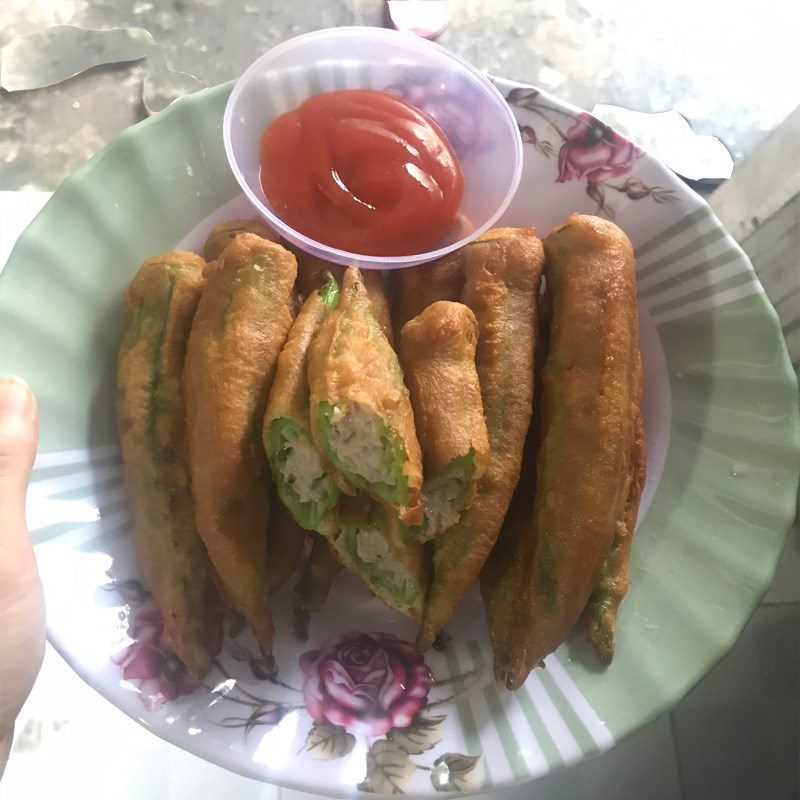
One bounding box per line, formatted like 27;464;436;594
586;410;646;664
293;533;344;640
400;301;488;540
417;228;544;651
203;219;280;261
293;252;394;346
184;233;297;652
116;252;218;678
390;250;465;340
264;274;341;531
308;267;424;526
487;214;642;689
330;494;428;619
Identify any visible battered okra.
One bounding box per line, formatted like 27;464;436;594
116;252;218;678
586;410;646;664
203;218;279;261
293;533;344;640
308;268;424;525
390;250;465;340
417;228;543;651
400;301;488;540
264;274;341;531
184;233;297;652
491;214;642;689
330;495;428;619
294;252;394;346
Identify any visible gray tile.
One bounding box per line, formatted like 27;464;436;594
671;604;799;800
763;521;800;605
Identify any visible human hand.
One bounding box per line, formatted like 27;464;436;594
0;377;45;778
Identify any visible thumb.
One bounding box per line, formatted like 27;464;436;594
0;376;44;744
0;377;38;519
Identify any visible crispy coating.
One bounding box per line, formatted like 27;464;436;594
329;494;429;620
308;268;424;525
293;251;394;346
390;250;465;340
417;228;543;650
293;533;344;640
263;277;341;530
266;483;308;597
203;218;280;261
491;214;641;689
400;301;488;539
116;251;218;678
184;233;297;652
586;410;646;664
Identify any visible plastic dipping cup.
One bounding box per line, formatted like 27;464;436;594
223;27;523;270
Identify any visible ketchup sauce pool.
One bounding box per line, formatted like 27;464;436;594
259;89;464;257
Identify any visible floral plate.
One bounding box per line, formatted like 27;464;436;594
1;73;798;798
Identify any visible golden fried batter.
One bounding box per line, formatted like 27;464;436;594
390;250;465;340
116;251;218;677
308;267;424;526
586;410;646;664
292;251;394;346
184;233;296;652
489;214;642;689
400;301;488;539
417;228;543;650
203;218;280;261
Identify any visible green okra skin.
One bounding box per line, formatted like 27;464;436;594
264;273;341;531
308;268;424;526
328;495;428;620
116;252;218;679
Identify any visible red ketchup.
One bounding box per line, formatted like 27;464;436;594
259;89;464;256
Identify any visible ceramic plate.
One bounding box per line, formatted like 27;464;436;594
1;76;798;798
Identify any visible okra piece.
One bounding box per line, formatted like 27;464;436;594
184;233;297;652
296;258;394;346
586;409;646;664
116;251;218;678
400;301;488;540
492;214;642;689
293;533;344;640
329;494;428;620
266;482;309;597
390;249;465;340
203;218;280;261
264;274;341;531
308;268;424;525
417;228;543;651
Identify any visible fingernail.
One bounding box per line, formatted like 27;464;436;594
0;376;34;418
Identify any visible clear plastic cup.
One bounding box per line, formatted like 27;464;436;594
223;26;523;269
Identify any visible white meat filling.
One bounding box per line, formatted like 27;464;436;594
423;473;464;535
283;436;328;504
328;403;395;486
355;528;406;589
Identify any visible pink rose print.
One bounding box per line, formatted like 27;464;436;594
300;631;432;737
386;72;485;156
112;609;201;711
557;112;642;184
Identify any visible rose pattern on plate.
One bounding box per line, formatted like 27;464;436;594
300;631;431;737
505;86;677;216
108;581;484;794
111;608;201;711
